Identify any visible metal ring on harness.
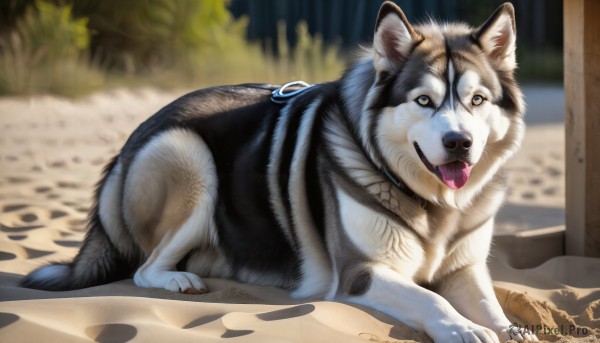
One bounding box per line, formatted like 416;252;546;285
271;81;314;104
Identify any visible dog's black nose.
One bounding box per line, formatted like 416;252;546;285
442;131;472;154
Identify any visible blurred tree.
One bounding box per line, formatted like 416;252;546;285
22;0;90;57
0;0;344;95
71;0;249;73
0;0;103;96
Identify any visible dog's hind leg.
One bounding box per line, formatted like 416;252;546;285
123;128;218;293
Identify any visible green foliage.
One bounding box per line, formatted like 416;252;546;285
71;0;344;85
0;0;104;96
71;0;248;72
25;0;90;56
0;0;345;97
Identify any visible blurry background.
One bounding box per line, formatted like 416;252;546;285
231;0;563;82
0;0;566;234
0;0;562;97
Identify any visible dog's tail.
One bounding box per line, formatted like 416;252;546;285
20;219;132;291
21;157;136;291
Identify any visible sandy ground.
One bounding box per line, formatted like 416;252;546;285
495;85;565;233
0;88;598;342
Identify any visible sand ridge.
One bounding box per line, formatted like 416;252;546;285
0;89;598;342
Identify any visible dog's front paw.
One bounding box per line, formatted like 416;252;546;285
164;271;207;293
134;269;207;293
498;324;539;342
427;320;500;343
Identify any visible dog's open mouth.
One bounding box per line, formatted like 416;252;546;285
414;143;472;190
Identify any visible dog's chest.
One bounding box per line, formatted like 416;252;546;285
338;187;469;280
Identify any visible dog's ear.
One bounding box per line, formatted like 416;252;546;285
473;3;517;71
373;1;419;75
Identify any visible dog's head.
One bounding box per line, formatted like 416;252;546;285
363;2;524;207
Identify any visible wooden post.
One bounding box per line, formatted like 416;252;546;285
564;0;600;257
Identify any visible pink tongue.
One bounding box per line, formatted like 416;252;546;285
438;161;472;189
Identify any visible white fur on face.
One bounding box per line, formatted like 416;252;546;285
375;62;516;208
457;71;511;144
408;62;488;168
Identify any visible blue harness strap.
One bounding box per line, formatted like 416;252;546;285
271;81;314;104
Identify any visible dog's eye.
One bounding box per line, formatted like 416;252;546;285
472;95;485;106
416;95;431;107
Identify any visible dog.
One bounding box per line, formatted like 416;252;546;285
22;2;537;342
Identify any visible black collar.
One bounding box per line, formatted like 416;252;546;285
382;166;427;208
